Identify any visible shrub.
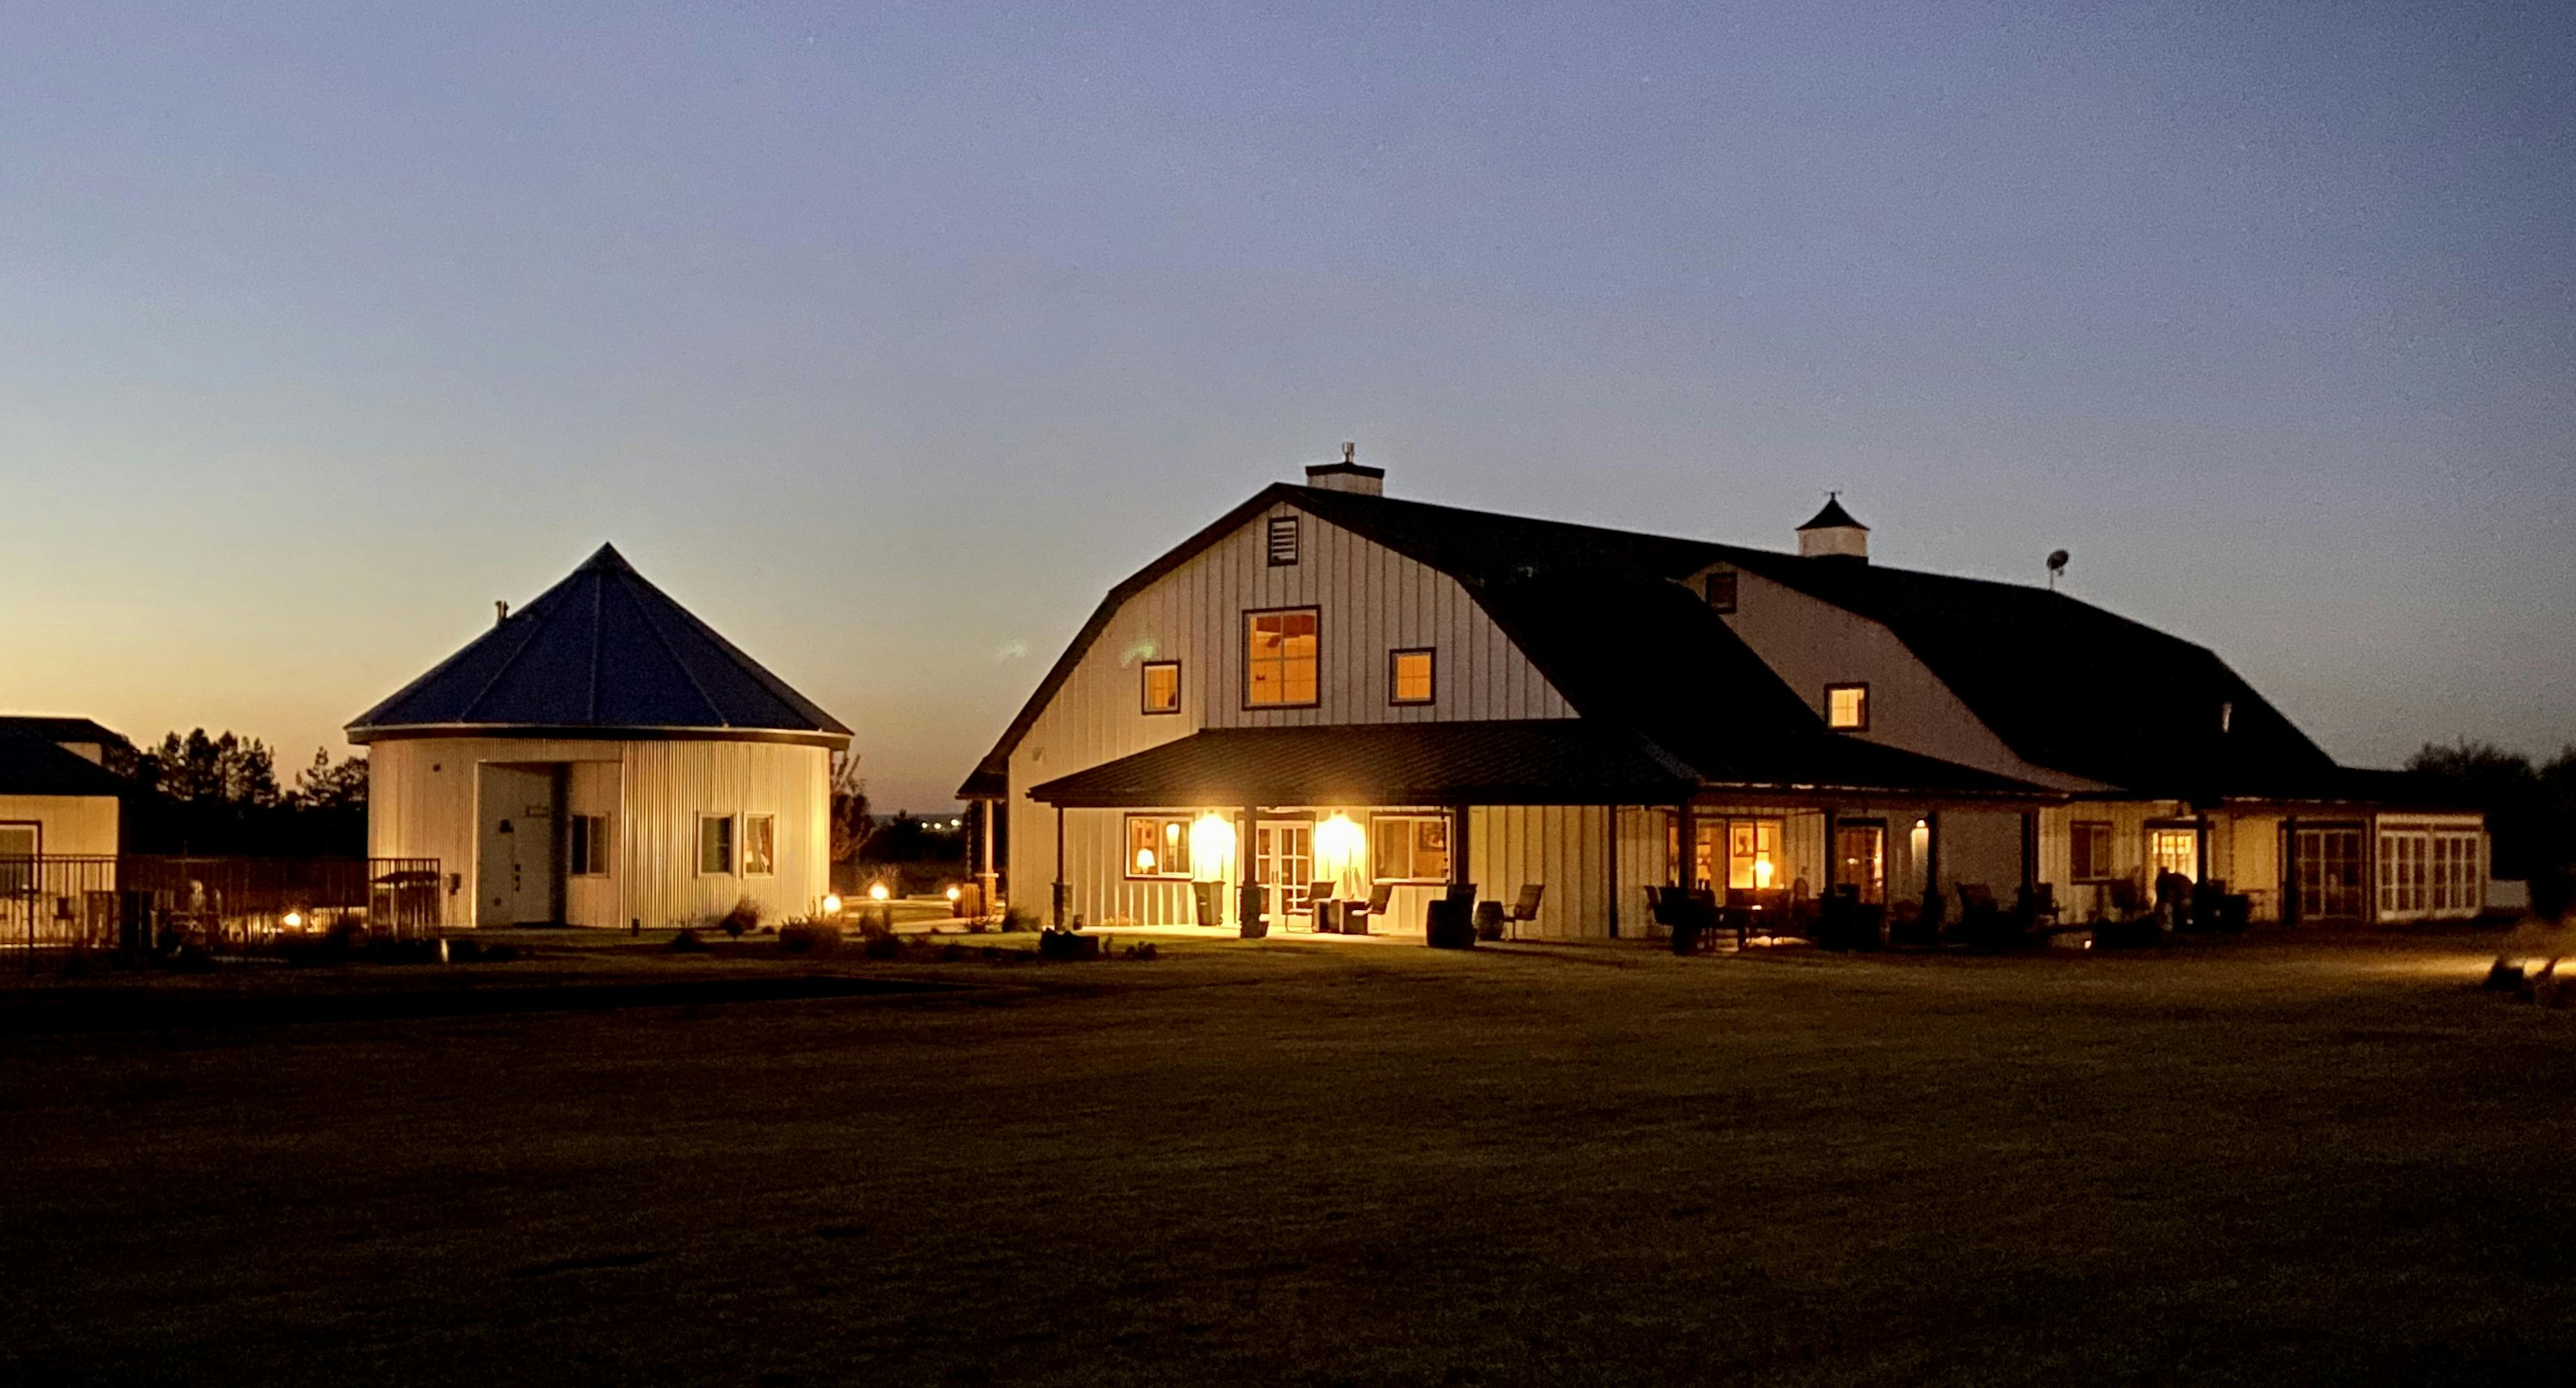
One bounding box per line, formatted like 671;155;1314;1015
718;897;764;939
997;907;1040;934
853;907;894;942
668;928;712;955
862;934;901;960
778;919;842;955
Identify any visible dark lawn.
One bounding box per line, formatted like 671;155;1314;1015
2;934;2572;1386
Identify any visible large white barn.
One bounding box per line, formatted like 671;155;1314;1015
350;545;851;930
960;455;2487;939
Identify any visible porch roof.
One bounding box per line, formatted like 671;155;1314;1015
1024;719;1701;809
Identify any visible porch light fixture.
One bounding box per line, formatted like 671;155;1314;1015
1315;814;1367;893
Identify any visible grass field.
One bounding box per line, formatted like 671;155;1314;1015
3;931;2572;1385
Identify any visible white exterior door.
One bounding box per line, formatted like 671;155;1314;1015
1255;822;1313;930
477;765;560;926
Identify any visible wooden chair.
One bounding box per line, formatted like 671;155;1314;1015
1501;884;1545;941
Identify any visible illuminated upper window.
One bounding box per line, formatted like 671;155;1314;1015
1826;683;1869;731
1141;661;1180;714
1389;649;1434;705
1244;608;1320;707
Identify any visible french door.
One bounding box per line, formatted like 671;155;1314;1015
1255;821;1313;930
2293;828;2363;920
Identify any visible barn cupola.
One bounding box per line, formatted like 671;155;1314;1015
1303;442;1385;496
1796;493;1869;561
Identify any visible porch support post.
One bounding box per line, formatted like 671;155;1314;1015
2020;810;2039;895
977;798;1000;916
2196;807;2212;884
1237;803;1258;934
1676;799;1697;889
1605;805;1621;939
1821;808;1839;895
1051;803;1066;930
2283;815;2300;927
1451;803;1472;895
1923;809;1943;926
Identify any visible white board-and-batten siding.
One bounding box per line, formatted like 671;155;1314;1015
1008;501;1575;910
0;794;119;857
368;736;828;930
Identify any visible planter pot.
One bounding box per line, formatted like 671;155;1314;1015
1425;899;1476;950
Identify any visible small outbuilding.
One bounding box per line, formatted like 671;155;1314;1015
348;545;852;930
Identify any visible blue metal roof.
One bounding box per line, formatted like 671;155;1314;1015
346;544;850;746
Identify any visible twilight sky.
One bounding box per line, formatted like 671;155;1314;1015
3;1;2569;810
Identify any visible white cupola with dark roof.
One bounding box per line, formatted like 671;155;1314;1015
1303;442;1385;496
1796;494;1869;561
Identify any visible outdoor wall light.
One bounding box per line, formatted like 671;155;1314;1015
1189;812;1236;879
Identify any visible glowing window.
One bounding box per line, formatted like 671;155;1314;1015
1727;819;1783;891
2150;828;2198;884
1125;815;1194;879
1370;815;1450;882
1141;661;1181;714
1826;684;1869;731
744;815;776;877
1244;608;1320;708
1389;649;1434;705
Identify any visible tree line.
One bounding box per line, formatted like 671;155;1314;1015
123;730;369;857
2405;740;2576;881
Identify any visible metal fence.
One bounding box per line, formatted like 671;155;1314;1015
0;856;442;955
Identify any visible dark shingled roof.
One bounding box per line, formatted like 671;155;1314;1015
348;544;850;747
0;734;131;798
1027;720;1701;808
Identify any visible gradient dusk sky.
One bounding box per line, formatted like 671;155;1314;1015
3;1;2568;809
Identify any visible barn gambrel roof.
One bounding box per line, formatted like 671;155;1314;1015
347;544;850;748
962;482;2340;802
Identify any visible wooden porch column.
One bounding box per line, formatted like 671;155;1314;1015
1923;809;1943;926
1676;800;1697;889
1605;805;1621;939
2020;810;2039;895
2195;808;2212;884
1821;808;1839;895
1237;804;1258;935
1451;803;1473;896
1051;804;1066;929
975;798;1001;915
2283;815;2300;927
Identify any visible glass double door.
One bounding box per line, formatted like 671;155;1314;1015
1254;821;1313;929
2293;827;2363;920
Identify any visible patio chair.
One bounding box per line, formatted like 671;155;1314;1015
1306;880;1339;934
1343;882;1394;936
1953;882;2010;947
1501;884;1544;941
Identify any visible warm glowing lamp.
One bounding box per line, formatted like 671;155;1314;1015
1189;812;1236;881
1314;814;1366;895
1135;847;1157;873
867;883;889;902
945;885;962;902
822;893;844;916
282;910;303;930
1753;856;1775;890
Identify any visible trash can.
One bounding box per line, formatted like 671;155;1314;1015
1426;898;1476;950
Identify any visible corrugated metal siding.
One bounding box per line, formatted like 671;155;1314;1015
1009;503;1573;907
367;737;824;930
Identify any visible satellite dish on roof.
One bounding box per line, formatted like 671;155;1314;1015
2046;549;2069;592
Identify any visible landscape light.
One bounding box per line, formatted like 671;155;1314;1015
823;893;843;916
945;885;962;902
867;883;889;902
282;910;303;930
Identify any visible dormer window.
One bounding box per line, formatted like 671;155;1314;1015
1704;571;1738;614
1826;684;1869;731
